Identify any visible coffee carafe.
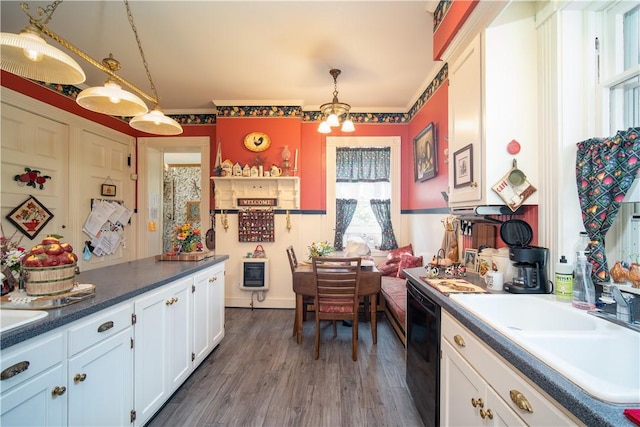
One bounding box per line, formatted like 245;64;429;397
503;246;551;294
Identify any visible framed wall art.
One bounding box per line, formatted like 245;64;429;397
101;183;117;197
413;122;437;182
186;201;200;221
6;196;54;240
453;144;474;188
463;248;478;272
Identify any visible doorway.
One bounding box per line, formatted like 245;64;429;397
137;137;210;258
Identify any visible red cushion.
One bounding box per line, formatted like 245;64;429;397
377;261;399;276
318;297;355;314
396;254;423;278
381;277;407;331
386;244;414;264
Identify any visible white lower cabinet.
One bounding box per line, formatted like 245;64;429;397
441;311;579;426
133;277;192;426
0;331;67;426
193;263;225;367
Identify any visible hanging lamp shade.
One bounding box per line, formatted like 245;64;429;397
0;27;85;84
341;116;355;132
129;107;183;135
76;80;148;116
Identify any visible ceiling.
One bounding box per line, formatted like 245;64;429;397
1;1;440;115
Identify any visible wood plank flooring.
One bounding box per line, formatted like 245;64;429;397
146;308;424;427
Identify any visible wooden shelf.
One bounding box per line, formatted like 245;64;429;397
211;177;300;210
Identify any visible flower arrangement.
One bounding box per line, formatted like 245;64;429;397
1;226;26;293
308;240;334;260
172;223;203;253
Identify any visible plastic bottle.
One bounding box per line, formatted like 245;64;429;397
554;255;573;302
574;232;591;262
572;251;595;310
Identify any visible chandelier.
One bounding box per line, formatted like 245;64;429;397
317;69;355;134
0;1;183;135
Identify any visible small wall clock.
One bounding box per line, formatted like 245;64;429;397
244;132;271;152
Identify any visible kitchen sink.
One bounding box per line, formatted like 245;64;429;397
449;293;640;404
0;309;48;333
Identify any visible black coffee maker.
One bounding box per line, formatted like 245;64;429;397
499;219;551;294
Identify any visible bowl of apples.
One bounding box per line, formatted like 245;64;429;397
21;235;79;296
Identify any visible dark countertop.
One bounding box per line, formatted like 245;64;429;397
403;267;638;427
0;255;229;350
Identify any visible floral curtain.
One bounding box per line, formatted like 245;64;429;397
334;199;358;251
576;127;640;283
370;199;398;251
336;147;390;182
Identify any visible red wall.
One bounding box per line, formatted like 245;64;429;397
433;1;479;60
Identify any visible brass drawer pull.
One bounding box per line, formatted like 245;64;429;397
471;397;484;408
74;373;87;383
1;361;30;380
480;409;493;420
97;321;114;333
453;334;466;347
510;389;533;412
51;386;66;396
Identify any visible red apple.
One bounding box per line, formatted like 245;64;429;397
41;236;60;245
45;243;64;256
57;253;74;265
30;244;45;255
43;255;60;267
60;243;73;253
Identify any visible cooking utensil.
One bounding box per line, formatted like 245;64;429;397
508;159;527;186
205;212;215;250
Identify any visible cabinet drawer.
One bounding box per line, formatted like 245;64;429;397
68;302;132;356
442;311;579;426
0;330;64;391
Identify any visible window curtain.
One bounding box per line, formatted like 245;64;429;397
334;199;358;251
575;127;640;283
370;199;398;250
336;147;390;182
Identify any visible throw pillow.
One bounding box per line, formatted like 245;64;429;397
386;244;414;264
377;261;399;276
396;254;423;278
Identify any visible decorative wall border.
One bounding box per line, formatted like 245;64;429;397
37;62;448;126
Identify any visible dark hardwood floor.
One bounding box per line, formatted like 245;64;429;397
146;308;424;427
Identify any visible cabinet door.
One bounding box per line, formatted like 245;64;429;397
167;280;192;392
210;264;225;348
441;340;486;426
0;365;66;426
193;264;226;367
68;327;133;427
448;34;482;205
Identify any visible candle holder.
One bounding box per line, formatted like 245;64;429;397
282;145;292;176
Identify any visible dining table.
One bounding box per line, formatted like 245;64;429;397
292;263;382;345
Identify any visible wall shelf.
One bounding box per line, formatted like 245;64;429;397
211;177;300;210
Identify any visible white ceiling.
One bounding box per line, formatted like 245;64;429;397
1;1;440;114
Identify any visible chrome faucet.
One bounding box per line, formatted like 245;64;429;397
611;286;635;323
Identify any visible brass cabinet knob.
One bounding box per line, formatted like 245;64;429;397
165;299;172;305
470;181;478;188
209;276;217;283
51;386;66;396
74;373;87;383
471;397;484;408
453;334;466;347
510;390;533;412
173;297;178;304
480;409;493;420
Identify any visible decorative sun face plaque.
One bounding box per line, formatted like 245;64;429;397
244;132;271;152
6;196;54;239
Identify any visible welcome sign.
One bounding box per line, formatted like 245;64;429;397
237;198;277;207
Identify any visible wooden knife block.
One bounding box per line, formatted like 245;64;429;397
472;223;496;249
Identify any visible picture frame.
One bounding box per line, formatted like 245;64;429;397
101;183;117;197
186;201;200;221
463;248;478;272
6;196;54;240
453;144;473;188
413;122;437;182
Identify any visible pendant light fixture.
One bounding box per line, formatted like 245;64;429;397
317;69;355;134
0;0;183;135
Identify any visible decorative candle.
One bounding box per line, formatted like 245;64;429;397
294;149;298;171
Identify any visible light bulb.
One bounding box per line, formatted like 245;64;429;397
327;113;339;127
23;48;43;62
318;121;331;134
341;118;355;132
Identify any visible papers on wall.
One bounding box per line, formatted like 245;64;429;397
83;199;133;256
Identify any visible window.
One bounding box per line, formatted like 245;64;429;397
326;137;401;255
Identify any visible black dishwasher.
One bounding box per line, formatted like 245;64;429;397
406;279;440;427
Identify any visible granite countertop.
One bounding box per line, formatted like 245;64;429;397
0;255;229;350
403;266;637;427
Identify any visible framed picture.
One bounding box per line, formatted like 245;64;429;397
453;144;473;188
413;122;437;182
6;196;54;240
463;248;478;272
101;183;117;197
186;201;200;221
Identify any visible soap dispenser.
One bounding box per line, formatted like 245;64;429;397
555;255;573;302
572;251;595;310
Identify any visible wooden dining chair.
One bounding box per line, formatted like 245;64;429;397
287;246;313;337
312;256;362;361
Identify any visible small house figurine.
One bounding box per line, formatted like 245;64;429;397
232;162;242;176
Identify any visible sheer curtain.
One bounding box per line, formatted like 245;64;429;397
575;127;640;282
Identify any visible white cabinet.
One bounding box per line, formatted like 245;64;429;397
133;277;192;426
67;303;134;427
448;4;538;209
440;311;578;426
193;263;225;367
0;331;67;426
212;177;300;210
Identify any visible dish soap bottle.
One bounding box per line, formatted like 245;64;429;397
572;251;595;310
555;255;573;302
